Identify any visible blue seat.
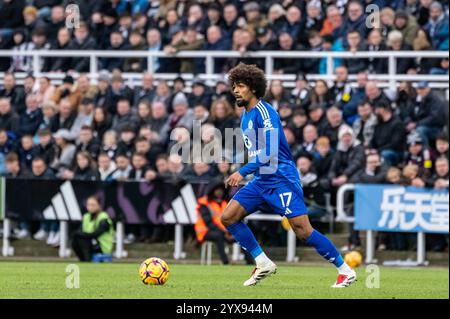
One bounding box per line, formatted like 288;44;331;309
92;253;113;263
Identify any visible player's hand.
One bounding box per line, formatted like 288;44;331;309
226;171;244;187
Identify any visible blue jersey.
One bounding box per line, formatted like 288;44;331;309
238;100;300;187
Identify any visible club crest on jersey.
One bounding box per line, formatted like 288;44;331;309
248;120;253;129
263;118;273;130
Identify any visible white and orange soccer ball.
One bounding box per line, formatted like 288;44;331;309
139;257;170;285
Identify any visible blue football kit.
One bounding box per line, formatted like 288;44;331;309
233;99;308;218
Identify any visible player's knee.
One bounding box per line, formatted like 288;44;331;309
220;214;231;227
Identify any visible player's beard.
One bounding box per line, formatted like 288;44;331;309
236;98;249;107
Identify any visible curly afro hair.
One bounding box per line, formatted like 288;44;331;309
227;63;267;99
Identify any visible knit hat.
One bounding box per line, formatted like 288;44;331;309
172;92;188;107
338;125;354;140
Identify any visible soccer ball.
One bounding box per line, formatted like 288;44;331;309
344;251;363;268
139;257;170;285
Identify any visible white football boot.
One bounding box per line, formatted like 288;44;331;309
243;262;278;286
331;269;357;288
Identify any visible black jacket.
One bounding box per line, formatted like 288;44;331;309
0;111;20;132
68;36;97;72
32;142;58;166
371;115;406;153
0;86;26;115
327;143;365;181
18;109;43;137
49;112;77;133
408;92;447;129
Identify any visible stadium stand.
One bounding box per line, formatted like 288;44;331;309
0;0;449;255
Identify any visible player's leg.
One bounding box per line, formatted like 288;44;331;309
288;215;356;288
221;199;274;267
221;184;277;286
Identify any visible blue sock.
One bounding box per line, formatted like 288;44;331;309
226;221;263;259
306;229;344;267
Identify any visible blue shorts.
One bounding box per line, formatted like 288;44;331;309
232;180;308;218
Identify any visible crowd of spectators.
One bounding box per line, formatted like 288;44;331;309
0;0;449;252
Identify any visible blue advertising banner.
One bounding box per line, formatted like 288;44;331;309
354;184;449;234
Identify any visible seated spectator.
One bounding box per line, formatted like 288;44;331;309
265;80;291;111
404;132;436;180
188;79;212;109
72;196;114;262
33;128;58;167
93;71;113;110
195;181;233;265
110;153;132;181
100;30;127;71
92;106;113;142
289;74;312;111
75;126;100;161
109;73;134;115
308;104;327;134
51;75;77;109
319;106;344;149
325;125;365;192
312;136;334;180
71;98;95;138
301;124;318;155
402;163;425;188
387;30;417;74
49;98;77;134
330;66;358;124
36;76;55;106
18;94;43;138
129;152;149;181
133;73;156;108
101;130;118;160
284;127;303;160
406;81;447;147
47;27;72;72
112;98;139;134
353;100;378;148
296;152;327;219
348;151;388;248
18;134;35;170
3;152;30;178
61;151;99;181
288;109;308;142
309;80;333;110
364;81;391;109
278;103;294;128
52;128;76;176
427;156;449;189
395;81;416;124
116;126;136;158
371;101;406;166
0;97;20;133
68;22;97;72
366;29;388;74
435;133;449;160
0;73;26;115
342;0;367;39
424;1;449;50
394;10;419;46
97;152;116;181
274;32;304;74
0;128;16;156
343;30;368;74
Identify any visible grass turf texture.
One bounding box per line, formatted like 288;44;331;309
0;261;447;299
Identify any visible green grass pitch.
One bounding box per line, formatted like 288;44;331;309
0;261;448;299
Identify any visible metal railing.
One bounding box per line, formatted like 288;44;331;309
0;50;448;92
